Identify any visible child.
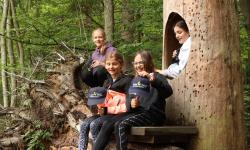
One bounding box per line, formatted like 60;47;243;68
78;87;107;150
158;20;192;79
78;51;132;150
80;28;117;87
93;50;173;150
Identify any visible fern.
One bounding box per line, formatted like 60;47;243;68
24;121;53;150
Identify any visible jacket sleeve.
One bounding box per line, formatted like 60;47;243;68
126;77;132;111
84;57;93;68
126;94;132;112
150;72;173;99
161;37;192;79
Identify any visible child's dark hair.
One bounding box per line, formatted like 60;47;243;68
174;20;189;33
135;50;155;73
105;51;124;66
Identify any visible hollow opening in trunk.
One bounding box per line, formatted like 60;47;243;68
163;12;188;68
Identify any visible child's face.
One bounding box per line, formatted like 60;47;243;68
92;30;105;48
174;26;189;44
133;54;145;73
105;58;122;78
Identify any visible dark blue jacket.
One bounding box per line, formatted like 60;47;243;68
127;72;173;118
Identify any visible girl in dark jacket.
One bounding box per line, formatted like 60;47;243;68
78;52;132;150
93;50;173;150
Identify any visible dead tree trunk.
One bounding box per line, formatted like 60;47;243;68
0;54;93;149
163;0;246;150
28;55;94;148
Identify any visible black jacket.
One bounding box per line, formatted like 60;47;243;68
103;73;133;94
127;72;173;117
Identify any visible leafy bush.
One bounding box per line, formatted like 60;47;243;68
244;85;250;142
24;121;53;150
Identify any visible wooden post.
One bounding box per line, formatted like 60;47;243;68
163;0;246;150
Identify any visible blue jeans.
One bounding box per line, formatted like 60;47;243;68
78;115;113;150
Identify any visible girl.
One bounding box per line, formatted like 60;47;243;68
80;28;117;87
78;52;132;150
158;20;192;79
93;51;173;150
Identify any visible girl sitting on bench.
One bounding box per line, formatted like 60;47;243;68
93;50;173;150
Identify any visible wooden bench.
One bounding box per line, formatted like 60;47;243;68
128;126;198;144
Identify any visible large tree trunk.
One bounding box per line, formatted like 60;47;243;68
1;0;9;107
163;0;246;150
103;0;114;42
239;0;250;84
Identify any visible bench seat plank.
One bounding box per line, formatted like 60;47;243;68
128;135;192;144
130;126;198;136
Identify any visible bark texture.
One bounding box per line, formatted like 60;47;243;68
0;55;92;149
104;0;114;42
163;0;246;150
1;0;9;107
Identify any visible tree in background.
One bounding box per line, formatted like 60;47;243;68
104;0;114;42
10;0;24;76
1;0;9;107
121;0;135;42
7;0;17;107
0;0;163;106
0;0;26;107
0;0;249;149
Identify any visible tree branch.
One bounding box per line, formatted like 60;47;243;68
4;71;46;84
0;33;85;50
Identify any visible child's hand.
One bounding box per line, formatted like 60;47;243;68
138;71;155;81
172;50;177;58
91;60;104;68
147;72;155;81
138;71;149;78
131;97;140;108
98;107;106;116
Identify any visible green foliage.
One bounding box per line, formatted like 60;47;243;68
114;0;163;67
24;121;53;150
244;85;250;136
239;11;250;146
1;0;163;78
0;0;249;148
239;14;250;84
